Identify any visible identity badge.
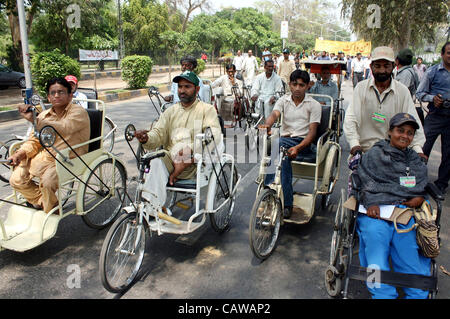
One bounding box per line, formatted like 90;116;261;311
400;176;416;188
372;112;387;123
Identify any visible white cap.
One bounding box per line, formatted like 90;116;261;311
371;46;395;62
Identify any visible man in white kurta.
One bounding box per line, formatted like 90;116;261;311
135;71;222;208
251;60;283;119
241;50;259;86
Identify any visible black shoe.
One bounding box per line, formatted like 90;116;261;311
284;206;292;219
434;182;447;195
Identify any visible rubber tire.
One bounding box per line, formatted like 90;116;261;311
18;77;25;89
209;162;238;233
321;146;339;209
99;212;146;293
249;188;282;260
81;158;126;229
103;116;115;153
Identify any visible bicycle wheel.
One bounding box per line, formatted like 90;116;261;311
99;212;146;293
59;181;75;207
103;116;115;153
0;138;21;183
81;158;126;229
209;162;238;233
249;189;282;260
321;145;339;209
325;188;347;297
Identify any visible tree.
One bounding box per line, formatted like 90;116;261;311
122;0;169;55
31;0;118;56
0;0;40;70
254;0;349;53
341;0;449;52
165;0;212;32
159;29;182;83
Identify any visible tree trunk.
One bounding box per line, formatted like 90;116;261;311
7;13;20;47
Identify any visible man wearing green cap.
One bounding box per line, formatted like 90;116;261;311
395;48;419;98
134;70;222;209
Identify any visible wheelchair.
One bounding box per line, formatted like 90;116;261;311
324;170;444;299
0;99;127;252
248;93;342;260
99;125;241;293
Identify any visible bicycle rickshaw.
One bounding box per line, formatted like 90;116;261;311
248;60;346;260
99;125;241;293
1;91;117;183
0;99;126;252
324;164;444;299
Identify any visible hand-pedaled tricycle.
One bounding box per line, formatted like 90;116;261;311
248;60;347;260
0;99;126;252
99;125;241;293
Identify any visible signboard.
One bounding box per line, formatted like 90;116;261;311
314;39;372;56
79;49;119;61
280;21;288;39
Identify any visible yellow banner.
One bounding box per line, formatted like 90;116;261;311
314;39;372;56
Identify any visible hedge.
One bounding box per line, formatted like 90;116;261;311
121;55;154;89
30;49;81;97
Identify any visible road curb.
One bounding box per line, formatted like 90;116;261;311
80;65;219;81
0;109;22;123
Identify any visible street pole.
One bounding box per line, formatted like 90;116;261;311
17;0;32;104
118;0;124;60
283;7;286;49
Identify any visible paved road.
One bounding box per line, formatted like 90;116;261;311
0;79;448;300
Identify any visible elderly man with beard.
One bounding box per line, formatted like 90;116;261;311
134;71;222;210
343;46;426;161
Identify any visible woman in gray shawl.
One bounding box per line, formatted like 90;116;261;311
356;112;430;299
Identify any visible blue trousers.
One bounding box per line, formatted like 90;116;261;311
357;214;431;299
264;137;316;207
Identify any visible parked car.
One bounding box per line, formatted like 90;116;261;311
0;64;25;89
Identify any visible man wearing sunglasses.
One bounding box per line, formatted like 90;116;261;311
7;77;90;213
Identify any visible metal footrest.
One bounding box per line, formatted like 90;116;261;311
0;206;61;252
347;264;437;291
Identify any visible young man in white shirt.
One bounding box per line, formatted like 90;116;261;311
351;53;365;88
259;70;322;218
232;50;245;77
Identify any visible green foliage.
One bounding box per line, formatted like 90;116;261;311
30;0;118;56
30;49;81;96
121;55;153;89
183;8;282;61
122;0;169;55
193;58;205;75
0;34;11;65
341;0;449;51
85;34;119;51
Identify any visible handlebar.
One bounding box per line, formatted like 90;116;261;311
0;159;12;165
